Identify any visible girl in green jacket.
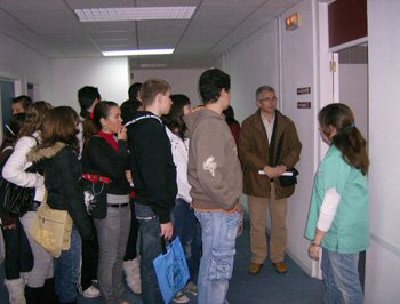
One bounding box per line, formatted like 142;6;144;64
305;103;369;304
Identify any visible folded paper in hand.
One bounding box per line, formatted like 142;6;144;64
258;169;298;177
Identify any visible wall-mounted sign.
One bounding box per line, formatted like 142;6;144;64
297;87;311;95
297;102;311;109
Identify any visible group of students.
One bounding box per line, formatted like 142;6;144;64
0;77;202;304
0;67;369;304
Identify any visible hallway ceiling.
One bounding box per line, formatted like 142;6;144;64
0;0;297;69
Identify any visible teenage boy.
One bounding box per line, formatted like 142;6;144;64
11;95;32;114
183;69;242;304
126;79;177;304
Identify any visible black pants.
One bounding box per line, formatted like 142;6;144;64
80;217;98;290
1;220;33;279
124;199;139;260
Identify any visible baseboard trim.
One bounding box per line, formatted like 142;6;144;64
370;233;400;257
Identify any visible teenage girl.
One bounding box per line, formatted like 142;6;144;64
305;103;369;304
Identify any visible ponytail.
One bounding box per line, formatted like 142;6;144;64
319;103;369;175
333;125;369;175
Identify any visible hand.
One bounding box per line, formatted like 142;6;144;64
118;126;127;141
160;222;174;240
125;170;133;184
263;166;277;178
276;165;287;176
308;244;321;261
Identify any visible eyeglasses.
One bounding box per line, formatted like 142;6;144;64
258;96;277;103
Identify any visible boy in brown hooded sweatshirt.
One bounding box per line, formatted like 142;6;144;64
183;69;242;304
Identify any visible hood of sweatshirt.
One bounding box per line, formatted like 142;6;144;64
184;108;225;138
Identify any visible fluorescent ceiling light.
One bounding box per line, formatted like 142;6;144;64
140;63;168;68
103;49;174;56
74;7;196;22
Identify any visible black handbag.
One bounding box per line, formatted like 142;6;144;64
278;168;299;186
0;176;35;216
0;148;35;216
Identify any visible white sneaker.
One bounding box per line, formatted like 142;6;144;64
184;281;198;296
81;285;100;298
123;258;142;294
173;291;190;303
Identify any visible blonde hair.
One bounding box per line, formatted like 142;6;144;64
140;79;170;106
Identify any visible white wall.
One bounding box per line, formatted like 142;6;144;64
0;32;53;103
133;68;205;105
279;0;319;274
223;21;279;123
51;57;129;110
339;64;368;139
221;0;319;275
366;1;400;303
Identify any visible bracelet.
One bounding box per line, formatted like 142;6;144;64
311;242;321;247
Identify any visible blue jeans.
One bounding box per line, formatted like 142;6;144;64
173;199;201;282
136;204;164;304
195;210;240;304
321;248;364;304
54;228;81;303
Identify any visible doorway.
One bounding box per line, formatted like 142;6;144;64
334;43;368;293
0;79;16;126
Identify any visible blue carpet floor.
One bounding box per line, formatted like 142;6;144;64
0;227;324;303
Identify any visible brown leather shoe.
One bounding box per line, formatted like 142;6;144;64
273;262;288;274
248;262;263;275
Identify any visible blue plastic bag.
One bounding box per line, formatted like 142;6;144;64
153;237;190;304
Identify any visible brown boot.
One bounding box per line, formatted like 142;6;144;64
272;261;288;274
248;262;263;275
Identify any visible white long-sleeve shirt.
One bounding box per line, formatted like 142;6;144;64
166;128;192;203
317;187;340;232
2;132;46;202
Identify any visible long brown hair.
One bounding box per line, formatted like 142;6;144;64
19;101;53;137
41;106;79;153
319;103;369;175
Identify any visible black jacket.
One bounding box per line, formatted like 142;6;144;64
28;143;93;241
126;111;177;223
81;136;130;195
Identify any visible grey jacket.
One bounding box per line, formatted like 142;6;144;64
184;109;242;210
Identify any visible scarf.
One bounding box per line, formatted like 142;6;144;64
97;131;119;151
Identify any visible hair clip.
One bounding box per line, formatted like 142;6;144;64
5;124;15;136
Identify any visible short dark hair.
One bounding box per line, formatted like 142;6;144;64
121;82;143;123
140;79;170;106
12;95;32;109
41;106;79;153
78;86;100;118
128;82;143;100
93;101;119;131
120;100;141;124
199;69;230;104
162;94;191;139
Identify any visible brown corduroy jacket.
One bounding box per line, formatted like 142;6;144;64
238;109;302;199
